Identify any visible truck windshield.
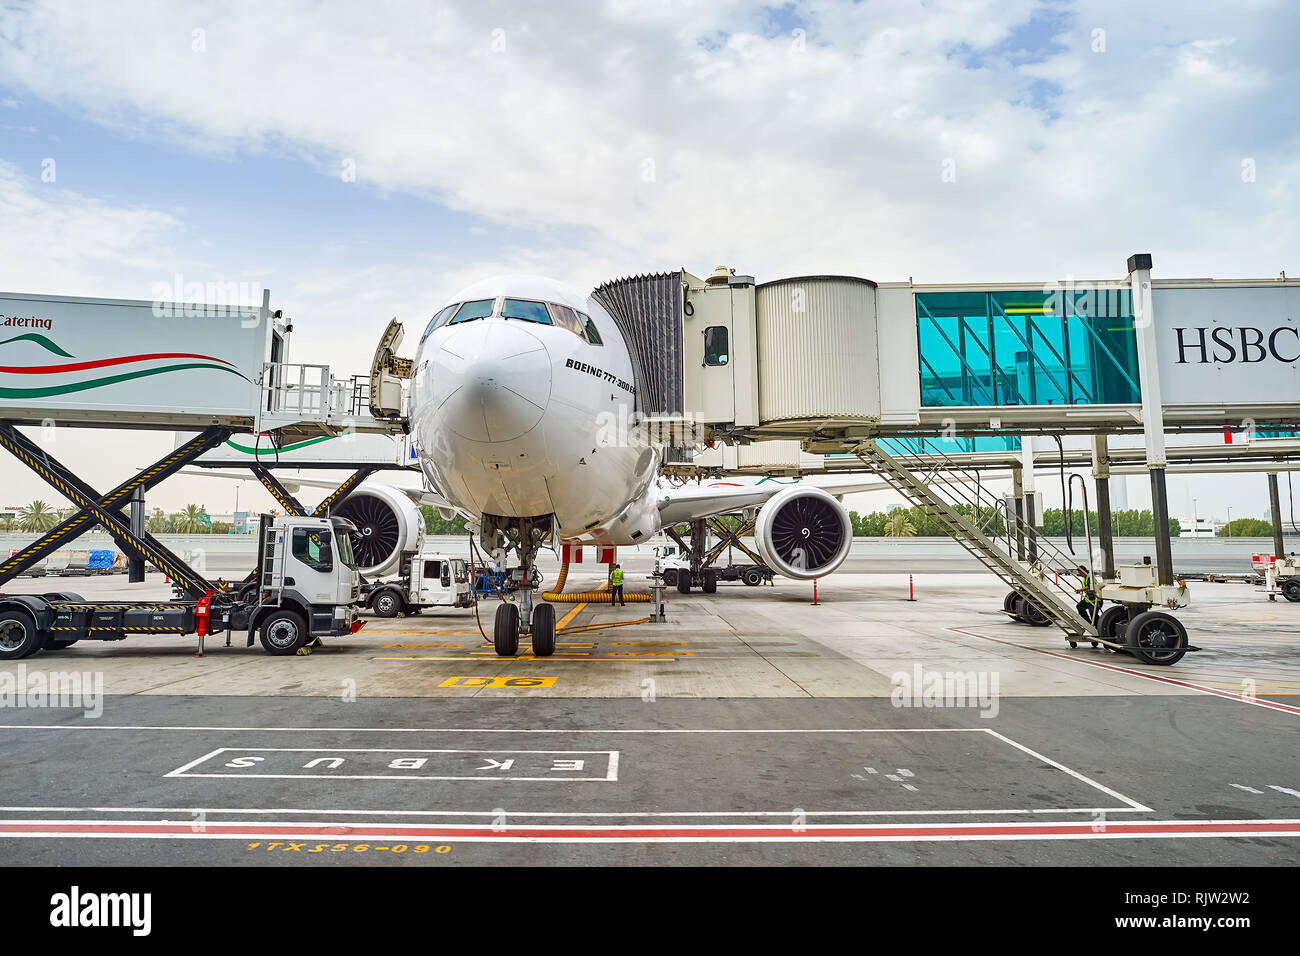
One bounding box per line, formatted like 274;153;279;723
335;531;358;568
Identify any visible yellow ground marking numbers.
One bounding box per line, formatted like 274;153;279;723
438;676;558;688
247;843;451;854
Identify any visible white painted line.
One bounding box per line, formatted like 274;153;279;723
981;729;1154;812
950;625;1300;718
2;818;1298;844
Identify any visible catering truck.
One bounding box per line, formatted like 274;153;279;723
0;514;364;660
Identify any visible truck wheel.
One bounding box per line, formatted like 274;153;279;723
259;610;307;656
1003;590;1026;623
1015;596;1051;626
1125;610;1188;666
742;567;763;587
0;610;43;660
494;603;519;657
702;570;718;594
1283;579;1300;603
372;590;402;618
1096;604;1130;651
662;569;677;587
677;574;692;594
531;603;556;657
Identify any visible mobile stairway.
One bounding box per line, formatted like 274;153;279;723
854;438;1195;666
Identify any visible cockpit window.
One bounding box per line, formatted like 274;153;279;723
450;299;495;324
502;298;553;324
548;303;587;338
423;304;459;339
578;311;603;345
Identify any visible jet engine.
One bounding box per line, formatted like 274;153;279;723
332;483;426;577
754;486;853;580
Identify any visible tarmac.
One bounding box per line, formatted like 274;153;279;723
0;567;1297;865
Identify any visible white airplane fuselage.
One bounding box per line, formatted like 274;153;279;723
409;275;661;545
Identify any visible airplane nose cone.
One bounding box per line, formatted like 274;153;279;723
430;321;551;443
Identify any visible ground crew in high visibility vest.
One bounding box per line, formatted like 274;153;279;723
610;564;625;606
1075;565;1098;621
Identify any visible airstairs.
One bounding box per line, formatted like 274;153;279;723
854;439;1097;640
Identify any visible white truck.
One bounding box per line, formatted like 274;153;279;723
0;514;364;659
654;543;773;590
365;552;473;617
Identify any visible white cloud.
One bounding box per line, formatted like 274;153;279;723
0;161;182;294
0;0;1295;289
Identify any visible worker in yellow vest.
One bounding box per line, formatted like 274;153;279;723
610;564;625;606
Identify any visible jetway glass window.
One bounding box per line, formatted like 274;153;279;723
916;293;996;406
875;435;1021;455
704;326;729;365
917;290;1140;407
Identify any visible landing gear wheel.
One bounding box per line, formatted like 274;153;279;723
702;569;718;594
677;574;692;594
1125;610;1188;666
1003;590;1026;623
531;602;556;657
0;610;42;660
1096;604;1130;651
493;603;520;657
1283;579;1300;603
259;610;307;656
742;567;763;587
372;590;402;618
1015;596;1051;627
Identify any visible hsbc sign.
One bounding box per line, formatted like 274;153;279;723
1154;286;1300;406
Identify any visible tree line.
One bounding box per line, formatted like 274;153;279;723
850;506;1187;537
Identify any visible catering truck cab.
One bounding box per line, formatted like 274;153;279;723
366;552;473;617
0;514;364;660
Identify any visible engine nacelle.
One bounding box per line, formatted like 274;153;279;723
754;486;853;580
332;483;425;577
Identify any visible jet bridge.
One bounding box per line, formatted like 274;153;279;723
600;254;1300;664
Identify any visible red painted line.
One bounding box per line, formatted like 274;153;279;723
949;625;1300;718
0;352;236;375
1;820;1299;841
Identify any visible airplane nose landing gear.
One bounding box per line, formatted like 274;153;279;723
489;516;556;657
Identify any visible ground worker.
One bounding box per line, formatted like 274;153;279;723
1075;564;1098;621
610;563;625;606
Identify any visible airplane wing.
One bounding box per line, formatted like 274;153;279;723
176;468;453;511
655;474;891;527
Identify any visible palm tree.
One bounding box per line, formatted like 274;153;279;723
884;511;917;537
172;504;207;533
0;513;14;532
18;500;59;533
